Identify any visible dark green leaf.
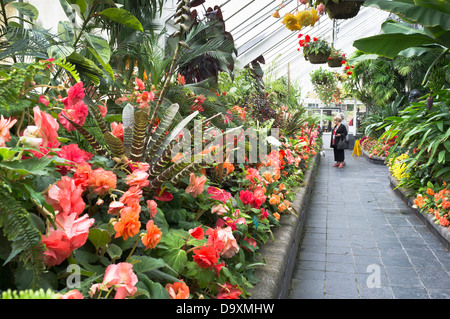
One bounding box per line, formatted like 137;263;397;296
99;8;144;32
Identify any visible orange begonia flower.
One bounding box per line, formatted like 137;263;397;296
185;173;207;198
141;220;162;250
114;207;141;241
165;281;190;299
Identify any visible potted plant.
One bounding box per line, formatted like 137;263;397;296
327;48;346;67
298;34;331;64
313;0;364;19
310;67;335;85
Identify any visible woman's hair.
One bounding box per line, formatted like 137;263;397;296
334;115;342;123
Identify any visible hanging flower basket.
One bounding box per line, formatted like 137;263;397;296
326;0;363;20
305;51;330;64
327;58;343;67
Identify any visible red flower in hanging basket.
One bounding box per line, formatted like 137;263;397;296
346;71;353;75
341;60;347;64
313;37;318;41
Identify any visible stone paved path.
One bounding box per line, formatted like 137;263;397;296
288;147;450;299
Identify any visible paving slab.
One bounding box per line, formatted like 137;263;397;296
288;148;450;299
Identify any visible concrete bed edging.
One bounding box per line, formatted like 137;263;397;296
388;175;450;251
361;148;387;165
248;152;320;299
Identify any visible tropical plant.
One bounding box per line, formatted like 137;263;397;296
362;95;407;139
353;0;450;89
381;88;450;189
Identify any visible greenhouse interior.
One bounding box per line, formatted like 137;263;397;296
0;0;449;302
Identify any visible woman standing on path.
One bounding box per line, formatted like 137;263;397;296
330;115;348;168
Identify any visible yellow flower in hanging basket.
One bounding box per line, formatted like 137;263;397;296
309;8;319;27
282;12;301;31
272;10;280;18
296;9;313;28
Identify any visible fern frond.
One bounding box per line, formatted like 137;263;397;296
53;59;80;82
0;186;46;288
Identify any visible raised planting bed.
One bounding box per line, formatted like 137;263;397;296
248;152;320;299
389;175;450;251
362;148;387;165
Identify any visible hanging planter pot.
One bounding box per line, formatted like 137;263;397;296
325;0;364;20
327;58;343;67
305;51;330;64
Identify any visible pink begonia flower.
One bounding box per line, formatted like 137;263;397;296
125;169;150;188
58;289;84;299
111;122;124;142
317;3;326;15
211;203;229;216
58;82;89;132
185;173;207;198
33;106;60;148
97;102;107;118
108;201;125;215
146;199;158;218
207;226;239;259
41;230;72;266
0;115;17;147
46;176;86;217
56;143;93;175
38;95;49;106
54;213;95;251
134;77;145;91
95;263;138;299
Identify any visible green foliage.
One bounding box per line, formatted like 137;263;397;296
381;88;450;187
1;288;57;299
309;67;338;106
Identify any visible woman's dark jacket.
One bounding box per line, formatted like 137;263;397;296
330;124;348;148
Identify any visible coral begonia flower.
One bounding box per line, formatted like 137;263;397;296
114;207;141;241
217;283;242;299
125;169;150;188
185;173;207;198
111;122;124;142
58;84;89;132
54;212;95;251
192;245;219;269
38;95;49;107
177;73;186;85
46;176;85;217
146;199;158;218
135;78;145;91
72;161;92;191
101;263;138;299
33;106;60;148
211;203;229;216
41;230;72;266
58;289;84;299
189;226;204;240
141;220;162;250
165;281;190;299
88;168;117;196
0;115;17;147
56;144;93;175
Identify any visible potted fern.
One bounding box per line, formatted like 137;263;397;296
298;35;331;64
327;48;346;67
